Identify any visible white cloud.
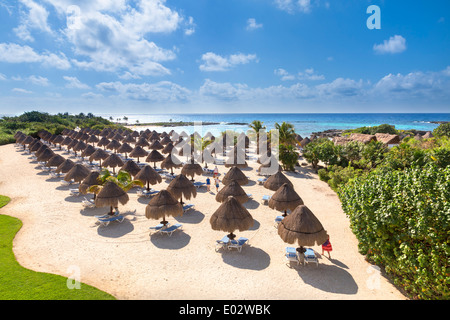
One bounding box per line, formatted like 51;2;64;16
28;75;49;86
0;73;6;81
298;68;325;81
274;68;295;81
275;0;312;14
63;76;90;89
373;35;407;54
12;88;33;94
62;1;179;78
14;0;53;41
96;80;191;102
199;52;258;72
0;43;70;69
246;18;263;31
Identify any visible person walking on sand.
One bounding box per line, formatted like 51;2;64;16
213;166;219;178
322;236;332;259
214;176;220;192
206;177;211;192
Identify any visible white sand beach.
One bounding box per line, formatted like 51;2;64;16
0;142;406;300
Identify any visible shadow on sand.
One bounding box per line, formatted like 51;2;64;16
220;246;270;271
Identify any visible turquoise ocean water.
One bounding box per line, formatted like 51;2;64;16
99;113;450;138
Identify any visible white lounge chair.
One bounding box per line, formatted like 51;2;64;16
160;223;183;236
82;198;95;208
262;195;271;205
137;189;158;198
97;215;125;227
228;237;249;252
70;188;80;196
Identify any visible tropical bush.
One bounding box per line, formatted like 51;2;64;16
338;165;450;300
433;122;450;138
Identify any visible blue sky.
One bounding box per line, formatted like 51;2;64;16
0;0;449;115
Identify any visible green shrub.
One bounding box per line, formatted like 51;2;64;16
433;122;450;138
338;165;450;299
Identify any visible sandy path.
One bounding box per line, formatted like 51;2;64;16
0;143;406;300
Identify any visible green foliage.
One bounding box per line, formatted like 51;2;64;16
0;111;125;146
279;144;299;171
433;122;450;138
344;123;398;135
0;196;115;299
338;165;450;300
318;165;364;191
275;121;296;146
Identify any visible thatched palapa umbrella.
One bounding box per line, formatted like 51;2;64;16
46;154;65;168
269;183;303;217
95;181;129;216
129;145;148;163
278;205;328;250
210;196;254;240
120;160;141;178
64;164;90;184
181;159;203;181
160;154;182;175
222;166;248;186
215;180;249;204
146;149;164;169
263;171;293;191
102;153;124;174
79;171;101;199
135;165;162;191
167;174;197;205
117;142;133;159
89;148;109;168
37;148;55;162
145;190;183;226
55;158;75;174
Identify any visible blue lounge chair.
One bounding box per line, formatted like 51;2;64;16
274;215;284;226
262;195;271;205
257;177;267;184
97;215;124;226
137;189;158;198
149;223;170;234
285;247;300;265
193;181;206;189
303;248;319;266
70;188;80;196
228;237;249;252
183;204;195;213
215;235;230;251
160;223;183;236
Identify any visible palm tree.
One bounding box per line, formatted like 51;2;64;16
88;169;143;196
248;120;266;154
279;144;299;171
275;122;296;146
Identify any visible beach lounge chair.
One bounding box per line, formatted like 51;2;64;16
228;237;249;252
160;223;183;236
61;179;74;186
274;215;284;227
82;197;95;208
70;188;80;196
262;195;271;205
203;168;214;175
183;204;195;213
303;248;319;266
247;193;253;199
97;214;125;227
215;235;230;251
149;223;171;235
193;181;206;189
137;189;158;198
285;247;300;265
49;171;62;178
257;177;267;185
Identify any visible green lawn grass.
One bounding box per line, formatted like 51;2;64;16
0;195;116;300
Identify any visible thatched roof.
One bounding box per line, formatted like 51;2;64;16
278;205;328;247
36;148;55;162
268;183;304;214
55;158;75;174
106;139;121;152
181;161;203;180
333;136;353;146
95;181;129;208
135;165;162;190
120;160;141;177
263;171;293;191
97;137;110;147
79;171;101;194
162;142;174;154
146;150;165;163
167;174;197;202
210;196;254;237
89;148;109;162
349;133;376;144
145;190;183;223
129;145;148;159
149;140;164;150
161;154;183;174
117;142;133;154
374;133;400;145
102;153;124;169
215;180;249;204
64;164;91;183
81;144;96;158
46;154;65;167
222;166;248;186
